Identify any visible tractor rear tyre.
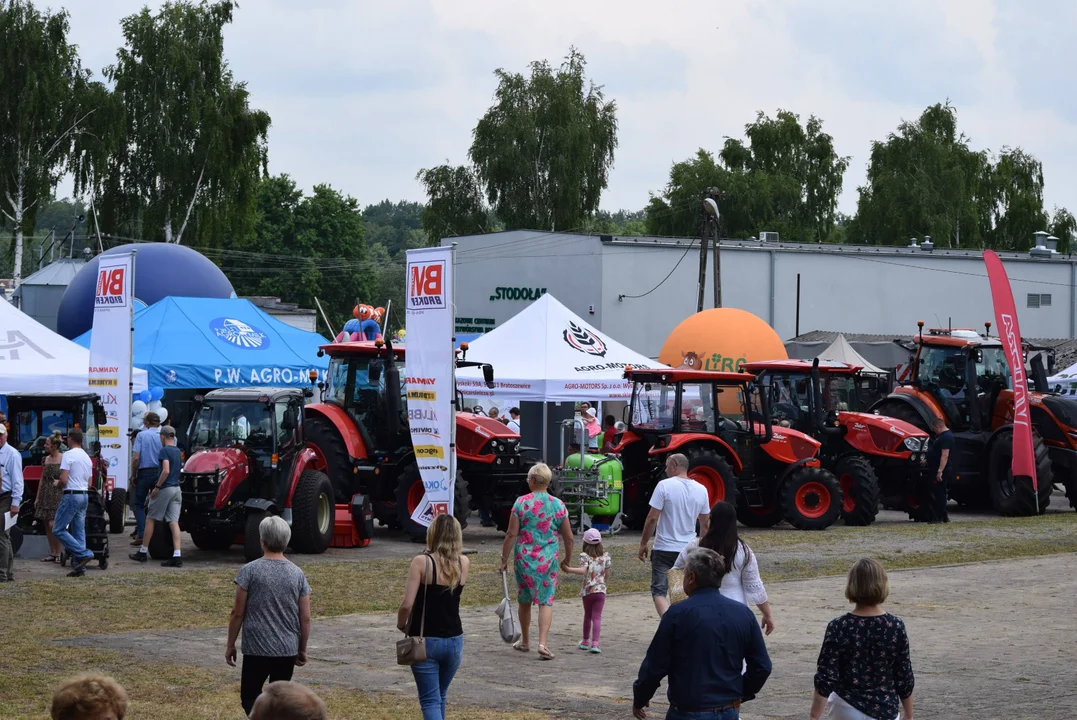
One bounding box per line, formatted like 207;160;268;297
244;511;266;561
988;429;1053;516
684;448;738;508
147;522;173;560
781;466;842;530
396;465;471;543
190;528;234;552
835;455;880;526
108;488;127;534
736;500;784;528
303;415;355;504
291;470;335;554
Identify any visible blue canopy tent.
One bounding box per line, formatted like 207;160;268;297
74;297;329;389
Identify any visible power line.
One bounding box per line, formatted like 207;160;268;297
616;239;699;300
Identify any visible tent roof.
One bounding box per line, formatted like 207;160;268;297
456;293;665;401
0;297;147;394
74;296;328;389
817;334;887;374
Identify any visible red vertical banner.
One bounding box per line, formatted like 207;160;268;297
983;250;1037;487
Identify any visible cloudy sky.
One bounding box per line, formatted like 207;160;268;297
59;0;1077;218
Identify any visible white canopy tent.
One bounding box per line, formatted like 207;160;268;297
1048;360;1077;393
0;298;148;394
818;333;888;375
456;293;666;401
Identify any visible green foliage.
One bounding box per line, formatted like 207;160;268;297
470;48;617;232
416;164;489;244
85;0;269;247
983;147;1047;251
646;111;848;242
1049;207;1077;255
578;209;647;236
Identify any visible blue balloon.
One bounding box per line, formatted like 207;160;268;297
139;390;152;403
150;387;164;401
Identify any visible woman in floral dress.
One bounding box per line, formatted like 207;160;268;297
499;462;573;660
34;432;65;562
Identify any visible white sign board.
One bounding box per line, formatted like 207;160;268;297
405;246;456;526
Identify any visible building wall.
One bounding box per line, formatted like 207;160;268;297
266;312;317;333
447;231;1077;360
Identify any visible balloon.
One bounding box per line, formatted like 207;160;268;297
131;400;147;415
131;412;144;427
139;390;152;403
156;407;169;423
147;400;163;412
150;387;164;402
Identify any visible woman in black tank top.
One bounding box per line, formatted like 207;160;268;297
397;515;470;720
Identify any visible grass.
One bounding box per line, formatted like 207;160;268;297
2;512;1075;718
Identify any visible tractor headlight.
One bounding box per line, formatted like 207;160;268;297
903;437;922;452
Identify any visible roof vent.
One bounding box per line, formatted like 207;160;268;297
907;237;919;248
920;235;934;251
1030;230;1057;259
1047;235;1059;251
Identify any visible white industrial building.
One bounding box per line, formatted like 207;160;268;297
444;230;1077;363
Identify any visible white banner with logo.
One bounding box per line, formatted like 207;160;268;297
88;253;134;492
405;246;456;526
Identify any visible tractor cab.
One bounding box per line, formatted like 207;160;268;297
321;341;409;456
744;359;864;435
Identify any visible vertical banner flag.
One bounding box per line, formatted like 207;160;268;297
983;250;1037;492
89;252;134;493
405;246;456;526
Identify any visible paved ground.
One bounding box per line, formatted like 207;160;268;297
66;553;1077;720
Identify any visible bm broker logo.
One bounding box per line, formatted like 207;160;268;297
95;265;128;307
408;260;446;310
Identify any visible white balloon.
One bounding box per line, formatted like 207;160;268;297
131;412;145;426
147;400;163;412
131;400;147;415
156;407;169;423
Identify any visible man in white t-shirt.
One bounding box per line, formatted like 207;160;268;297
506;407;521;434
638;453;711;616
53;427;97;577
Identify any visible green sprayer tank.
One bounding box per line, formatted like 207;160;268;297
563;453;623;517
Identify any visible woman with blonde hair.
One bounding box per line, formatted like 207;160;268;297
811;558;915;720
34;431;65;562
398;513;469;720
499;462;573;660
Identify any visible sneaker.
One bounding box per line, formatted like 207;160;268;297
578;641;591;650
590;645;602;654
67;569;86;578
161;557;183;568
480;520;496;528
129;551;148;563
71;556;93;573
129;537;144;546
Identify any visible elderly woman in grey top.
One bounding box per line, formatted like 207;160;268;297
226;515;312;716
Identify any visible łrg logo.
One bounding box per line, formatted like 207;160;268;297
95;265;128;307
408;260;446;310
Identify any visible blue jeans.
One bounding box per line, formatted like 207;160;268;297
666;708;739;720
133;468;157;537
410;635;463;720
53;494;94;561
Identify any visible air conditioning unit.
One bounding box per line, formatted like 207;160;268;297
758;231;779;243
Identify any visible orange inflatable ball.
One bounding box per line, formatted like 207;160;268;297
659;308;787;372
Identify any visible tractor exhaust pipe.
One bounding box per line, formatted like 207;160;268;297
811;358;826;431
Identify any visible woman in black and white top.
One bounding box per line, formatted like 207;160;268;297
398;514;470;720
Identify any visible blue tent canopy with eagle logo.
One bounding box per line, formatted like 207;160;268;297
73;296;329;389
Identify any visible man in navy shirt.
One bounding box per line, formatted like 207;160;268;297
926;417;954;523
633;547;772;719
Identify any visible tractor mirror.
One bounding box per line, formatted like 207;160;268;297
367;362;383;386
281;408;298;431
94;404;107;427
483;364;495;389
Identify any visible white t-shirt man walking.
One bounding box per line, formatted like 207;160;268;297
54;428;97;576
638;453;710;616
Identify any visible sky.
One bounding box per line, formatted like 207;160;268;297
57;0;1077;219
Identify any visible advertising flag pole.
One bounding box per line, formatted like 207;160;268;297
450;242;458;513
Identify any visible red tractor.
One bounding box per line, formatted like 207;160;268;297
176;387;336;561
613;368;845;530
743;359;931;524
303;338;529;541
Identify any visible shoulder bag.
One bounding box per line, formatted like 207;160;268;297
396;554;430;666
494;569;521;644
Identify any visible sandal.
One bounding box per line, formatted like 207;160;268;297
538;644;555;660
512;640;530;652
41;555;59;563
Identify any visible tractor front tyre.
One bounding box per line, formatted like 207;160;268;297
107;488;127;534
302;415;355;504
291;470;335;554
396;465;471;543
190;529;234;552
736;500;784;528
147;521;173;560
781;466;843;530
903;485;935;522
988;429;1053;516
835;456;880;526
684;449;738;508
244;511;266;561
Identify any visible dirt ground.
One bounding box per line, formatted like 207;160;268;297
66;552;1077;720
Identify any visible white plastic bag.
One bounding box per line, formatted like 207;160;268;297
494;570;521;644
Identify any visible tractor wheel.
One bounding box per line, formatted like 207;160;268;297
147;522;173;560
949;485;992;510
190;528;233;552
291;470;335;554
835;456;880;526
684;448;737;508
988;429;1053;516
395;465;471;543
873;401;930;433
107;488;127;534
303;415;355;504
736;500;784;528
781;466;843;530
1052;460;1077;511
623;476;652;530
903;485;935;522
244;511;266;561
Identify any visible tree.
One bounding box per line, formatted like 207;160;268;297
1049;207;1077;254
362;199;425;257
645;150;729;238
470;48;617;231
86;0;270;246
983;147;1047;251
0;1;98;286
416;164;489;244
579;209;647;236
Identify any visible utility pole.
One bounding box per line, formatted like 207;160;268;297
703;190;723;308
696;195;709;313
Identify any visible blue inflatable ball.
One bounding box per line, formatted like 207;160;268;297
150;387;164;402
56;243;235;339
